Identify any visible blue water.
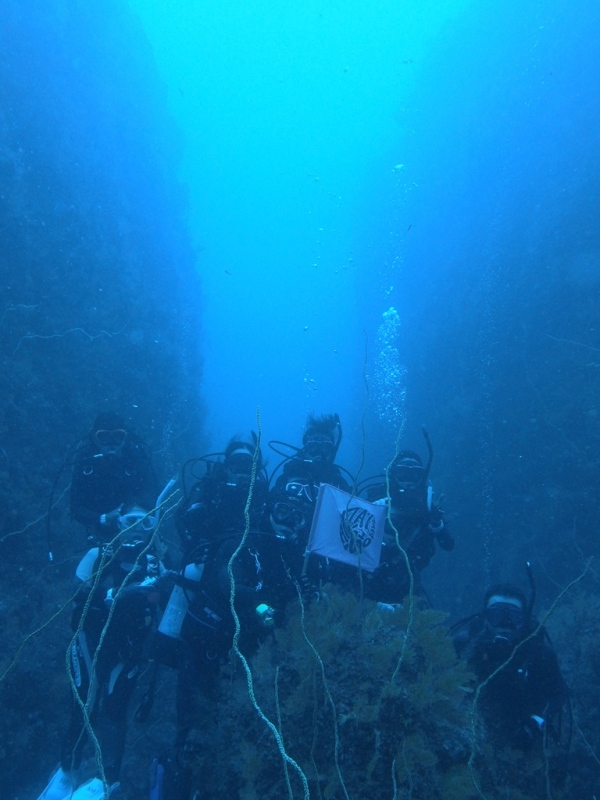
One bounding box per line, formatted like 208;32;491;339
125;0;472;451
125;0;600;604
125;0;599;457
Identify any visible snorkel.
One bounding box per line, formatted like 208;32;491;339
331;413;343;461
421;425;434;484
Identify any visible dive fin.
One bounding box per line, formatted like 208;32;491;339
69;777;120;799
37;767;76;800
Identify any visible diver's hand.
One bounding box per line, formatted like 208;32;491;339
300;574;322;604
428;506;445;533
527;715;545;733
377;601;403;615
522;714;545;746
100;506;122;527
255;604;276;628
104;580;159;608
429;507;455;550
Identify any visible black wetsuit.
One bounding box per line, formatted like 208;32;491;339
166;471;275;798
70;437;157;538
452;614;569;752
61;545;160;783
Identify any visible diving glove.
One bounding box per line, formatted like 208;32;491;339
99;507;122;527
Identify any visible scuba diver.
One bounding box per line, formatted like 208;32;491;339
158;433;277;800
37;505;164;800
386;428;454;568
452;570;570;786
265;465;325;596
266;463;390;604
69;412;158;544
173;432;268;561
269;413;352;495
358;427;454;604
265;414;356;601
266;420;454;605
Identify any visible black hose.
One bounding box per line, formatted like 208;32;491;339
525;560;536;616
45;438;85;561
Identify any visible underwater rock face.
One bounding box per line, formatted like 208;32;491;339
0;3;202;797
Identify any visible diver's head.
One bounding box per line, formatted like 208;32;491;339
389;451;425;490
281;475;318;505
301;413;341;463
91;412;128;456
269;475;316;542
387;451;426;511
483;584;528;646
223;433;262;487
117;504;157;553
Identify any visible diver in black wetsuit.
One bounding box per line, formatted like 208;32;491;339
159;434;276;800
265;413;359;599
270;413;351;494
173;433;267;562
452;578;570;787
327;428;454;605
69;412;157;543
37;505;162;800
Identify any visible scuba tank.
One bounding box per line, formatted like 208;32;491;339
149;757;165;800
158;563;204;640
426;484;433;512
